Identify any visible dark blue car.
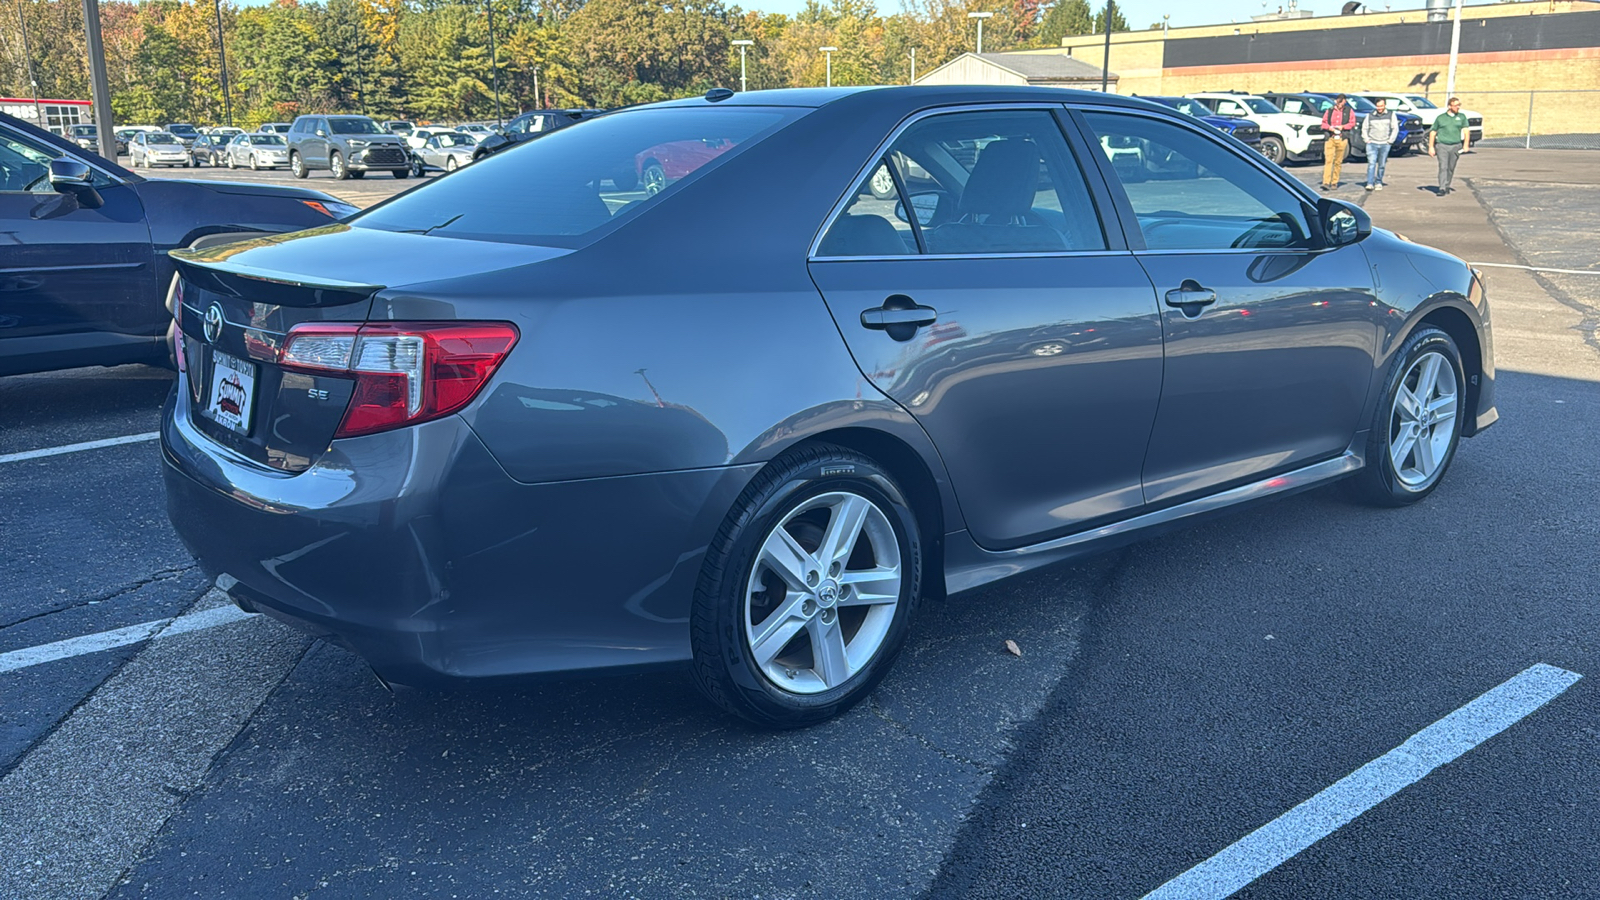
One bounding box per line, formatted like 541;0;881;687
162;88;1495;728
0;112;359;377
1139;95;1264;151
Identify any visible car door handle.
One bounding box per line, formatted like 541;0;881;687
861;296;937;341
1164;283;1217;314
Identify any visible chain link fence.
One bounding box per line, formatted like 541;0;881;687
1464;89;1600;151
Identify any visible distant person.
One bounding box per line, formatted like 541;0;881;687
1361;98;1399;191
1429;97;1472;196
1320;94;1357;191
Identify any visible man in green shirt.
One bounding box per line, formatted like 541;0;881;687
1428;97;1472;196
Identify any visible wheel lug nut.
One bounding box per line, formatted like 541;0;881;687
802;599;816;617
829;562;841;577
820;608;836;624
806;571;819;587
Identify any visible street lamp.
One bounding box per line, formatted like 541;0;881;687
213;0;232;126
820;46;838;87
967;11;993;55
733;39;753;92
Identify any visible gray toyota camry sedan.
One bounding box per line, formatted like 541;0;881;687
162;86;1495;727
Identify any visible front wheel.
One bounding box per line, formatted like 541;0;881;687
869;166;897;200
330;151;348;180
290;152;308;179
642;161;667;195
1260;135;1287;166
392;166;409;179
690;445;922;728
444;156;458;172
1349;326;1466;506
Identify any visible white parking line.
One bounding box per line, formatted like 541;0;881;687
1141;663;1582;900
1470;262;1600;276
0;604;255;674
0;432;160;465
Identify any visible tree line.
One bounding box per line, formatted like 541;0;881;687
1;0;1129;128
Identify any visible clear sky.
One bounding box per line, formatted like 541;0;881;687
737;0;1505;26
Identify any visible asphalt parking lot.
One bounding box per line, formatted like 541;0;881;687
2;148;1597;899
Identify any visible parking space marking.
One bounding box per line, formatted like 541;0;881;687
0;432;159;465
1141;663;1582;900
0;604;254;674
1470;262;1600;276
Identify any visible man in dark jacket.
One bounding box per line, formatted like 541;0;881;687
1361;98;1399;191
1320;94;1358;191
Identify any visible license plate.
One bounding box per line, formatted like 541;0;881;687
205;350;256;435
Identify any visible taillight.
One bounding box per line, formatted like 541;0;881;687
280;322;519;438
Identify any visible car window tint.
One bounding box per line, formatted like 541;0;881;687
355;107;796;248
882;109;1105;255
0;131;52;193
816;161;917;257
1083;111;1314;252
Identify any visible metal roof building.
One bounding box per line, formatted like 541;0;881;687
913;53;1119;92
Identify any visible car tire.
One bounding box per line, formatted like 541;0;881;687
689;444;923;728
1260;135;1287;166
1348;326;1466;507
330;151;348;180
611;166;639;191
869;166;897;200
445;156;458;172
642;161;667;195
412;157;425;177
349;170;365;179
393;166;410;179
290;152;308;179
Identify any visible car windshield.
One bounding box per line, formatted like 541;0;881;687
356;107;797;248
1242;97;1281;115
168;125;198;136
250;134;286;146
71;125;96;136
438;133;475;147
329;117;386;135
1321;95;1375;113
149;133;181;145
1405;95;1438;109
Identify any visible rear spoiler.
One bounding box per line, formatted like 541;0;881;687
170;227;385;307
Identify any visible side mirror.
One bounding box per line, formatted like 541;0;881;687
49;157;103;209
894;191;942;227
1318;197;1370;247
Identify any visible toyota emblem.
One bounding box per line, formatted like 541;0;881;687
203;304;224;344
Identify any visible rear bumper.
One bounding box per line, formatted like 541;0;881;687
161;383;755;684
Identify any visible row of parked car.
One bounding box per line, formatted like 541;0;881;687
1138;90;1483;166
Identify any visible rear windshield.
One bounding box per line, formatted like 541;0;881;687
354;106;798;248
329;117;385;135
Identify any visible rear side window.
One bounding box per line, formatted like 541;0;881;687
355;107;797;248
817;109;1107;257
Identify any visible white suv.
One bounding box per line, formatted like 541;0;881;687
1185;92;1324;166
1356;92;1483;143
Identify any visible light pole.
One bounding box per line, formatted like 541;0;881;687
910;47;916;84
821;46;837;87
1100;0;1114;92
82;0;115;156
967;11;993;55
212;0;232;126
733;39;753;92
14;0;43;129
1445;0;1463;98
532;65;541;110
486;0;503;126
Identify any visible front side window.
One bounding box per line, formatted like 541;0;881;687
1278;98;1310;116
355;107;796;248
1082;111;1314;252
817;109;1106;257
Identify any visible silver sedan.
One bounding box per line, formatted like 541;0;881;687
224;133;291;171
411;131;477;175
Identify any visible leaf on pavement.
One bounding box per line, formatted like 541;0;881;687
1004;639;1022;657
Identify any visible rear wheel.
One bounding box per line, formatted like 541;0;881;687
1349;326;1465;506
1260;135;1287;166
642;161;667;195
690;445;922;728
869;166;897;200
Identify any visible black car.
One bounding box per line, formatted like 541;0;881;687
188;133;230;166
0;112;359;377
163;87;1495;728
164;122;202;150
472;108;604;160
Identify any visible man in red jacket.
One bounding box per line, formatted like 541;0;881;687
1320;94;1358;191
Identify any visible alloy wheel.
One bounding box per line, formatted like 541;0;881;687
643;163;668;195
1388;350;1459;488
743;491;902;695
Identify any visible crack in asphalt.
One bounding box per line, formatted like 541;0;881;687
1470;179;1600;362
0;563;200;634
869;695;998;776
